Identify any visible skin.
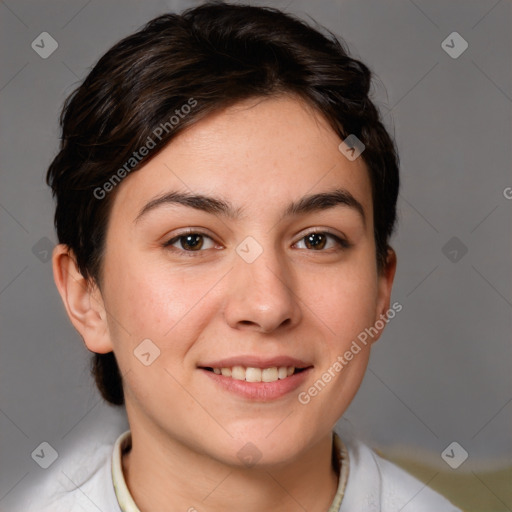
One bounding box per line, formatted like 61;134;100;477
53;94;396;512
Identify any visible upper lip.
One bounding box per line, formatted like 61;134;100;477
198;355;313;369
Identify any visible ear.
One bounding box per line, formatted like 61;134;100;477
371;247;398;343
52;244;113;354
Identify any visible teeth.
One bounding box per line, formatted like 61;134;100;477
211;366;297;382
262;367;278;382
221;367;232;377
278;366;288;380
245;367;261;382
232;366;245;380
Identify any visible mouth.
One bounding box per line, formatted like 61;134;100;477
200;365;308;383
197;357;313;401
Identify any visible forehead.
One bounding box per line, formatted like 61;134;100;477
109;95;373;225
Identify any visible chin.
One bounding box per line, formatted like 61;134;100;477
208;425;312;469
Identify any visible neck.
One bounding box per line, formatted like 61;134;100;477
122;425;339;512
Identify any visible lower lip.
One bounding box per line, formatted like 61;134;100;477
200;368;312;401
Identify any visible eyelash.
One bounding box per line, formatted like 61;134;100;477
162;229;351;255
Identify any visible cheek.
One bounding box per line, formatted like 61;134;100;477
298;264;378;423
106;267;172;339
103;252;220;359
301;258;379;349
304;253;379;409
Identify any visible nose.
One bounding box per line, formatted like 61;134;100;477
223;241;302;334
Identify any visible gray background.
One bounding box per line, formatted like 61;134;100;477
1;0;511;507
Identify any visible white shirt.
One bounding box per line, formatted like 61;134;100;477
15;428;461;512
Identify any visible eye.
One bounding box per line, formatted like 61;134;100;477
162;229;350;255
163;231;217;253
295;231;350;251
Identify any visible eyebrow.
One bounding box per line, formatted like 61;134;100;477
134;188;366;227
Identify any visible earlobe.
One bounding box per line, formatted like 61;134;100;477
52;244;113;354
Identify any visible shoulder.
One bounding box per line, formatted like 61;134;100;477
12;423;124;512
338;433;462;512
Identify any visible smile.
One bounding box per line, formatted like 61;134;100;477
202;366;306;383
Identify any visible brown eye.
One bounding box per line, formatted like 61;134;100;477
304;232;327;250
179;234;204;251
164;232;216;252
295;231;350;251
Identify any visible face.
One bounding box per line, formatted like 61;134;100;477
91;95;395;466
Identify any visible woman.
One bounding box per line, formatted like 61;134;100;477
31;2;460;510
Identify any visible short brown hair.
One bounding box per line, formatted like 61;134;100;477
47;1;399;406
